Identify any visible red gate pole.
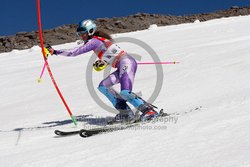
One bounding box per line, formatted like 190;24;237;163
35;0;77;126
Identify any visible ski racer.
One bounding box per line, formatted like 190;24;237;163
46;19;158;122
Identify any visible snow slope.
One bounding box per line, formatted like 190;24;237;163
1;15;250;167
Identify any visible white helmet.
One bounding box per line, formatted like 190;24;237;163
76;19;96;36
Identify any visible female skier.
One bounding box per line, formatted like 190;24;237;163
46;19;158;122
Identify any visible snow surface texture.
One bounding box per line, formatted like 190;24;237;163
1;16;250;167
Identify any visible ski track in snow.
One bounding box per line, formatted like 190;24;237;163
0;16;250;167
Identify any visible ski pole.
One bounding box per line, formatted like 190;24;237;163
37;62;46;83
137;61;179;65
37;48;49;83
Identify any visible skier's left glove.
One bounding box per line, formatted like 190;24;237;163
93;60;107;71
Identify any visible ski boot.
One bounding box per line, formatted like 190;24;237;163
127;92;159;121
137;103;159;121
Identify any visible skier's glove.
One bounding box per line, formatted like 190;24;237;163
45;44;57;56
93;60;107;71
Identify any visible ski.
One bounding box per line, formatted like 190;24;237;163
54;129;80;136
79;122;139;138
54;109;170;138
79;109;169;138
54;121;139;137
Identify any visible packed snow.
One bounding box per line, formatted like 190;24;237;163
0;15;250;167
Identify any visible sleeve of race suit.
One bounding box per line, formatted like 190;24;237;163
55;38;103;57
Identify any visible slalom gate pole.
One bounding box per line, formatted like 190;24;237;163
36;0;77;126
137;61;179;65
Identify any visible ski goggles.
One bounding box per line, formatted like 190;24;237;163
76;27;87;36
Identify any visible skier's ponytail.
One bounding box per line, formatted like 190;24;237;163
93;30;113;41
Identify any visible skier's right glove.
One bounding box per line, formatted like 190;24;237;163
45;44;57;56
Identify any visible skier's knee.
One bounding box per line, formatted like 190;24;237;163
98;85;107;94
98;81;105;87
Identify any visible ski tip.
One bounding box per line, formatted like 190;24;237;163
54;130;61;135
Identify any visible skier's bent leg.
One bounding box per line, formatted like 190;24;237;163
98;86;117;107
98;69;134;121
98;70;120;107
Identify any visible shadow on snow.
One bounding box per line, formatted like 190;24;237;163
11;114;113;132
